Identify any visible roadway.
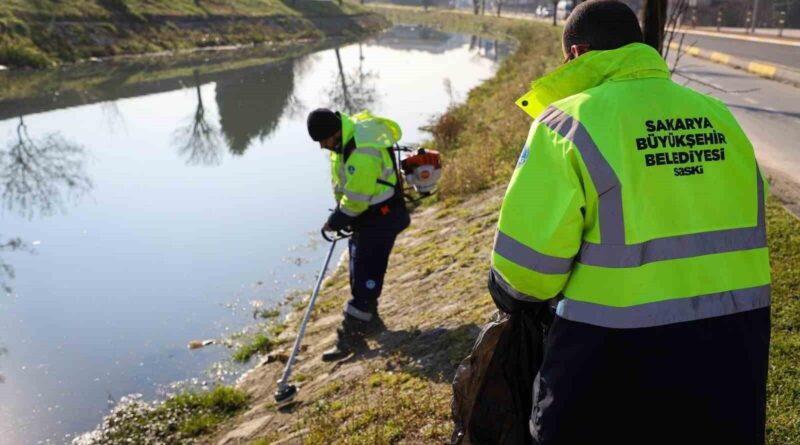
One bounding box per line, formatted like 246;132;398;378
673;30;800;70
667;50;800;215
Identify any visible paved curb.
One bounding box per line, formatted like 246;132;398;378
669;42;800;86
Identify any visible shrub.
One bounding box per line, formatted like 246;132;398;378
0;42;53;68
233;332;274;363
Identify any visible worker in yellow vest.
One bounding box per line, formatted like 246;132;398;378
489;1;771;443
307;108;410;361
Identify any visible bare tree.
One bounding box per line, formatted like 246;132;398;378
661;0;690;72
0;117;92;218
473;0;480;14
552;0;558;25
173;71;223;166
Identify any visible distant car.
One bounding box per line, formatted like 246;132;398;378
556;0;573;20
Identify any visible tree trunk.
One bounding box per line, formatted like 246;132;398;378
642;0;668;53
552;0;558;26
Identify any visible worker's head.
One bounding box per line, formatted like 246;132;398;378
307;108;342;150
562;0;643;62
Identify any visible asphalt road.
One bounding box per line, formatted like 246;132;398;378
674;31;800;70
667;51;800;213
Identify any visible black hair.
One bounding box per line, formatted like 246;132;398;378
562;0;643;55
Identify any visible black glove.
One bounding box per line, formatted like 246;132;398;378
487;269;546;315
326;208;354;232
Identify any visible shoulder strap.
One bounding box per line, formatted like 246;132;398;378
376;145;404;196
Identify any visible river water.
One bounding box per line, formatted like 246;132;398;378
0;26;510;444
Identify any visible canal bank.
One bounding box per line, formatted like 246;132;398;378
191;7;797;444
0;0;386;69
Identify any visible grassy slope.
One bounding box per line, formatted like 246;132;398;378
0;0;376;68
1;0;366;19
88;6;792;444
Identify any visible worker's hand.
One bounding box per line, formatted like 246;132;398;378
322;222;334;233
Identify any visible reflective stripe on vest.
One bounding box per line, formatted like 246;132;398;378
338;149;396;206
534;106;768;327
493;230;573;275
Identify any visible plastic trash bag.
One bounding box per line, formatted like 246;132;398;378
451;308;550;445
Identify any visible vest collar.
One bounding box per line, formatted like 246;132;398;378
340;112;355;149
516;43;670;119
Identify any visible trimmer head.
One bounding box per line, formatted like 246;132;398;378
274;384;297;403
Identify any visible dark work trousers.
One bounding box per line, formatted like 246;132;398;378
346;200;410;318
531;307;770;445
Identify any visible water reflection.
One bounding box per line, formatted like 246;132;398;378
0;236;27;294
328;45;379;113
1;117;92;218
215;59;297;155
173;72;223;166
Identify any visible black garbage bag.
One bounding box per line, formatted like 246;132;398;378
451;308;549;445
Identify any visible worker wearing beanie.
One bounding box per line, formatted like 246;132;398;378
307;108;410;361
488;1;771;443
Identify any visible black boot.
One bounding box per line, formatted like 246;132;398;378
362;308;387;337
321;315;369;362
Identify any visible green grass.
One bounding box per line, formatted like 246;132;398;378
765;200;800;444
0;0;378;68
233;332;275;363
78;385;249;444
1;0;366;20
